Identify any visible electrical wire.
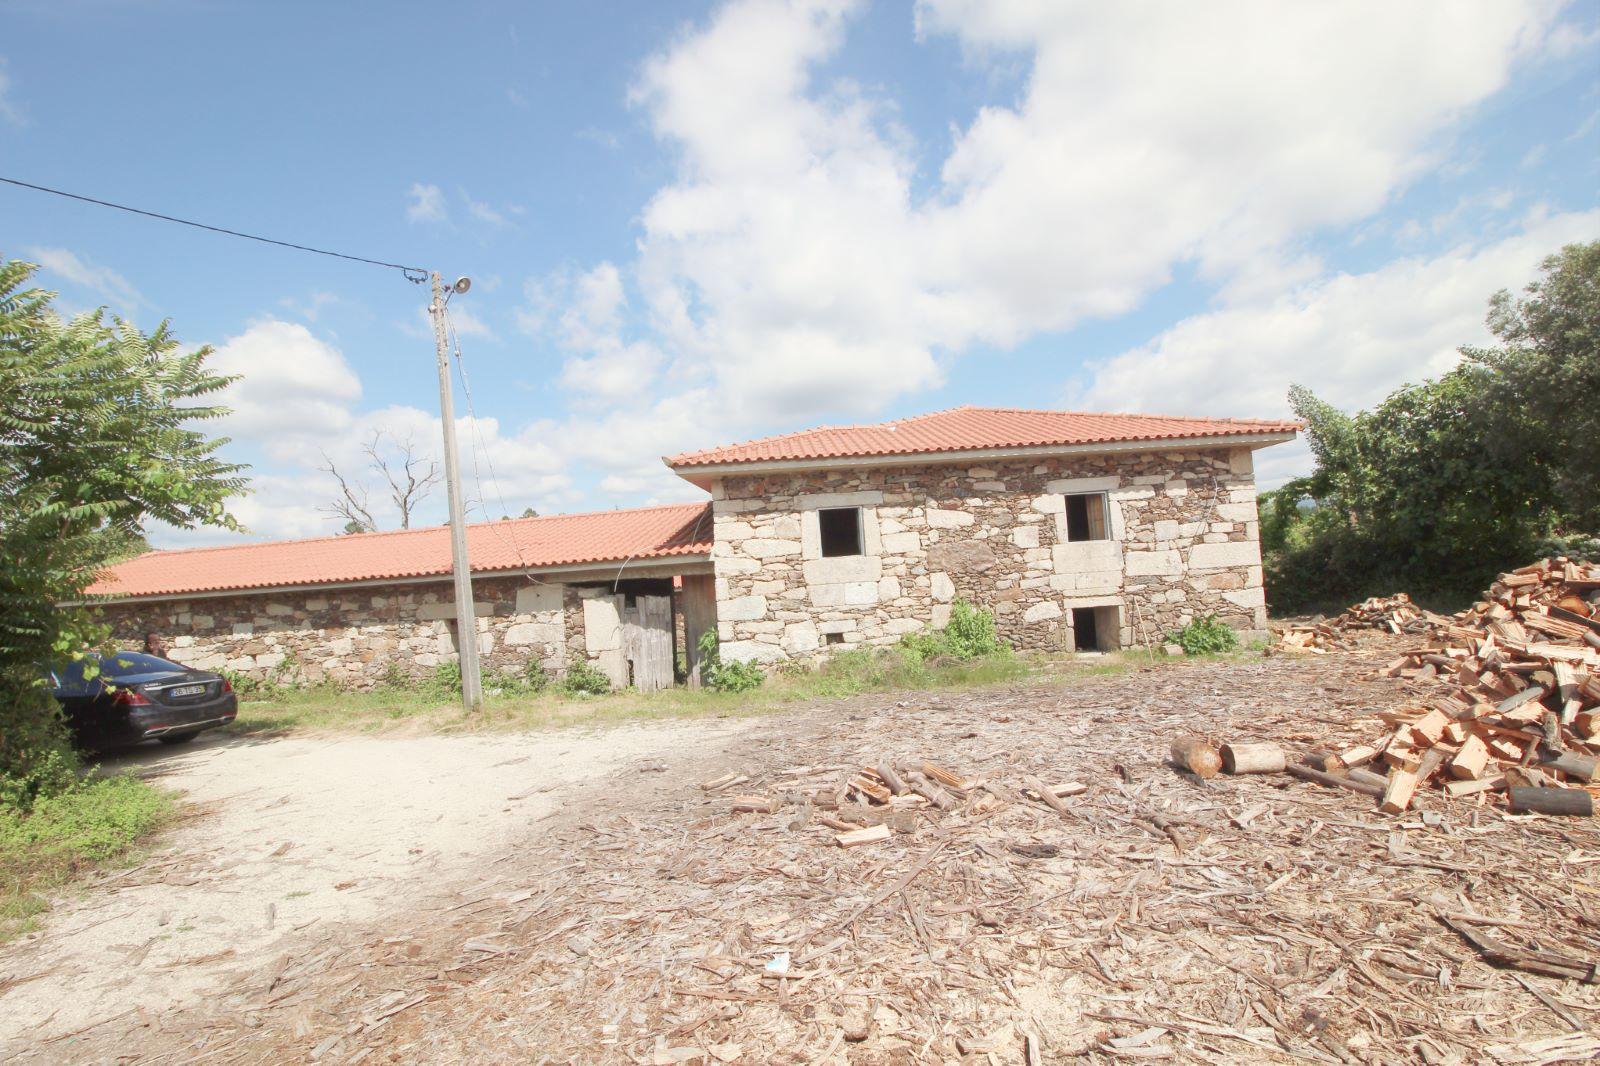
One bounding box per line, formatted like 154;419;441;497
0;176;428;282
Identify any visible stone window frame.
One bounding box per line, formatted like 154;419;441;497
817;506;865;558
799;490;883;561
1061;491;1111;543
1043;475;1130;543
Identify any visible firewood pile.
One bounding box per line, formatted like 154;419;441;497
1285;558;1600;816
1279;593;1435;653
704;760;1084;848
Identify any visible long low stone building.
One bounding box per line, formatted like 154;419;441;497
89;406;1298;686
89;504;715;690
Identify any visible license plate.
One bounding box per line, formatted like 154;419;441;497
169;684;207;698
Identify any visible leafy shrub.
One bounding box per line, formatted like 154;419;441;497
221;670;265;698
489;660;551;697
426;660;462;698
0;774;170;862
562;660;613;696
900;599;1006;663
697;631;764;693
1167;614;1239;656
0;680;78;812
0;772;171;938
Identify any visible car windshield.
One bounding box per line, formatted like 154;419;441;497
53;653;185;687
96;653;184;678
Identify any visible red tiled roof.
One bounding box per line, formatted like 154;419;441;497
88;503;713;600
666;406;1299;469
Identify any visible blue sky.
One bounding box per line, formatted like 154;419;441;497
3;0;1597;546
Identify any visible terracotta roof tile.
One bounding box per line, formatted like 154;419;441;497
89;503;713;600
665;406;1299;469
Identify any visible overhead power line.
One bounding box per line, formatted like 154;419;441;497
0;176;428;282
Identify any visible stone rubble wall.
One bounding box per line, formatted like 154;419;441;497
95;575;573;689
710;448;1268;663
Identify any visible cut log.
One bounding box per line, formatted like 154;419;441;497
1443;775;1505;798
1169;736;1221;779
835;823;892;847
1380;768;1420;814
1221;742;1286;775
1335;744;1379;769
1448;734;1490;780
1539;750;1599;782
1022;775;1072;819
731;795;780;814
1408;708;1451;746
874;761;909;796
1286;762;1385;798
1346;767;1389;790
1506;787;1593;817
1415;747;1450;786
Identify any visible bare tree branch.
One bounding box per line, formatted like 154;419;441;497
364;430;441;530
318;451;376;533
320;430;442;533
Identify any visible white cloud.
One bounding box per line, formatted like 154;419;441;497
537;0;1568;483
199;320;570;539
26;247;142;310
406;182;448;223
1077;208;1600;486
0;58;21;126
209;320;363;463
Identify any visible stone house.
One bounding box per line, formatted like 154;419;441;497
90;406;1296;686
662;407;1298;662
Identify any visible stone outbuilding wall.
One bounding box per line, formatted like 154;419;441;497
708;447;1268;663
96;575;573;689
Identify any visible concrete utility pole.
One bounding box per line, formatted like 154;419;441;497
429;271;483;711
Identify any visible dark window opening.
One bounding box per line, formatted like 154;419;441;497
824;632;845;646
1064;492;1109;542
1071;607;1099;652
818;507;863;557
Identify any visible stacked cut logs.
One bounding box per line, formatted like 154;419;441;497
1298;559;1600;815
1279;593;1438;653
708;759;1085;846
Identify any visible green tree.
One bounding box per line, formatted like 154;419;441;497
1463;241;1600;528
1266;243;1598;610
0;258;246;795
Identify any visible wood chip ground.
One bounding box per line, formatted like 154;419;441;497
12;642;1600;1064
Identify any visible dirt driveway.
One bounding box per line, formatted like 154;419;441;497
0;716;753;1055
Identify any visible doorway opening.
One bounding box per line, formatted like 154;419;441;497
1071;605;1120;652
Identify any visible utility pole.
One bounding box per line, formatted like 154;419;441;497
429;271;483;711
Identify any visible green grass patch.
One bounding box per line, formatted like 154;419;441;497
0;773;172;940
224;644;1161;742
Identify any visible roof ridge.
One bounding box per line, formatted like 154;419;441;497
664;405;982;464
127;500;711;560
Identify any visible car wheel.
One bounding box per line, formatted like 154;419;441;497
157;731;199;745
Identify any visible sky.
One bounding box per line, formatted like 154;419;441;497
3;0;1597;548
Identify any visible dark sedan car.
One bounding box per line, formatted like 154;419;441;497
49;652;237;750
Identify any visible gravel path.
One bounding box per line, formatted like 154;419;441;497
0;717;752;1056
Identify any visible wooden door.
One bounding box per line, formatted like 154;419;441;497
622;594;674;691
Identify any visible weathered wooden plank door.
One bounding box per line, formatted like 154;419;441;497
621;594;674;691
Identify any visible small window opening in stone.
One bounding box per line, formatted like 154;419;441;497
824;632;845;646
1064;492;1109;542
818;507;863;557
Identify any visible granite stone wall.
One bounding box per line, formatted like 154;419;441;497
95;574;572;689
709;448;1268;663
